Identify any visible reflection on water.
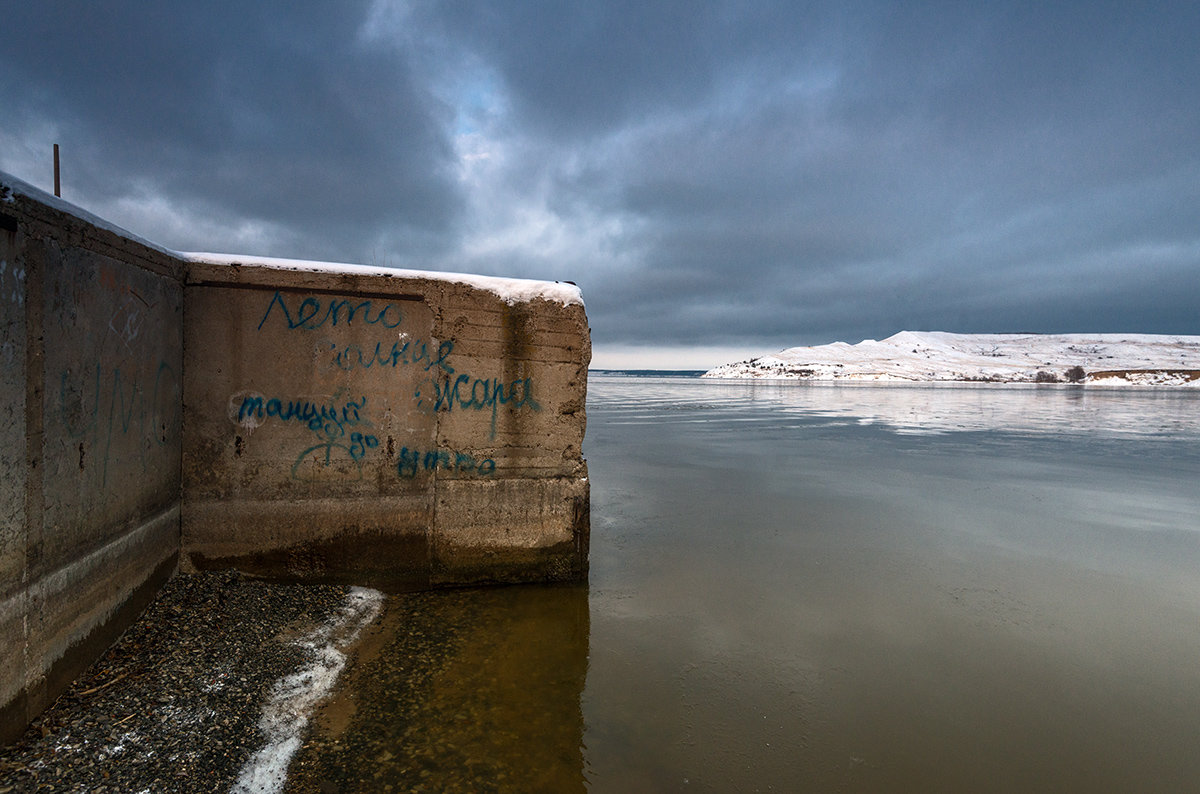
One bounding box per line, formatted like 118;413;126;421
295;376;1200;792
593;376;1200;438
288;586;589;792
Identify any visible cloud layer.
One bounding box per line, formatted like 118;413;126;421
3;1;1198;364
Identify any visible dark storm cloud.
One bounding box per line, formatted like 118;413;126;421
544;0;1200;350
1;0;460;260
3;1;1198;362
410;0;844;136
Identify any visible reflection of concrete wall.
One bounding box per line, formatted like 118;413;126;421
181;262;590;590
288;584;590;791
0;183;183;743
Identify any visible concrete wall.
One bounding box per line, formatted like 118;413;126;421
181;261;590;591
0;172;590;742
0;180;183;743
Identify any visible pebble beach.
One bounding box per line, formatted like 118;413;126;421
0;572;359;793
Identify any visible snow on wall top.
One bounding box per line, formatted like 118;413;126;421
0;169;583;308
704;331;1200;386
183;252;584;307
0;169;177;258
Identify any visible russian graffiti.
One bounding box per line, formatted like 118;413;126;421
397;446;496;479
240;289;539;480
423;373;540;438
257;290;404;331
237;394;368;435
231;392;382;481
319;337;455;375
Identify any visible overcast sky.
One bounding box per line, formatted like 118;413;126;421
3;1;1198;368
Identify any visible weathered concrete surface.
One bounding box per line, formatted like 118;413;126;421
1;171;590;743
0;177;183;743
0;208;28;744
181;260;590;590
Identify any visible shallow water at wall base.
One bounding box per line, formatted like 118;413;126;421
290;376;1200;792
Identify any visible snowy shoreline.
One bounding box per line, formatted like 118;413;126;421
703;331;1200;386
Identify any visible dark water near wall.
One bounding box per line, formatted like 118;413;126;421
290;377;1200;793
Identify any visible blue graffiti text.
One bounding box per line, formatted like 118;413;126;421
257;290;404;331
396;446;497;479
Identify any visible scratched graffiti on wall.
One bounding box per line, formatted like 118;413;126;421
1;257;25;308
0;258;24;370
58;362;180;484
52;259;181;487
239;290;534;480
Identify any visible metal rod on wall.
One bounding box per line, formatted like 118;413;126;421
53;143;61;197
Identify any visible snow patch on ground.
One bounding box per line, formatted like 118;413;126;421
231;587;384;794
704;331;1200;386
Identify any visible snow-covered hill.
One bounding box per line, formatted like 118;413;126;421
702;332;1200;385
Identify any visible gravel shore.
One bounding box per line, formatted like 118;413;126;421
0;571;357;793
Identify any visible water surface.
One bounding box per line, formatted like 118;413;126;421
293;377;1200;792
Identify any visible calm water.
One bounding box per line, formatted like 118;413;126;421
290;376;1200;793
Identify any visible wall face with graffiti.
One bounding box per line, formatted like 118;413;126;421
1;174;588;743
0;182;183;744
186;287;440;498
182;265;590;590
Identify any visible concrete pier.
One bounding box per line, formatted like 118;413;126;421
0;171;590;742
181;257;590;590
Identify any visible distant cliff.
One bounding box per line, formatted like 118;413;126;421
703;331;1200;386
